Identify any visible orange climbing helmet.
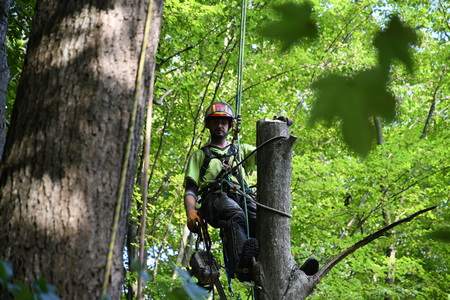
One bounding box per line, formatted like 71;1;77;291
204;102;234;122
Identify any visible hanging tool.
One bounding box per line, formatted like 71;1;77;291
189;221;227;300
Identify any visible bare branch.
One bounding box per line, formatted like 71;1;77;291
314;205;437;281
351;165;448;234
147;106;172;188
211;41;236;103
421;66;447;139
158;25;229;67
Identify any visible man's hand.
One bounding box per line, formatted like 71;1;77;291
187;209;202;233
184;180;201;233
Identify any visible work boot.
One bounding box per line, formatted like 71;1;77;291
299;257;319;276
235;238;259;282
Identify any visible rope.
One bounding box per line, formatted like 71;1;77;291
101;0;155;297
136;1;157;299
235;0;249;240
224;135;286;179
234;2;254;298
238;191;292;219
235;0;247;118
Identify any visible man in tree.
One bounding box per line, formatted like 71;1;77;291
184;101;258;282
184;102;320;285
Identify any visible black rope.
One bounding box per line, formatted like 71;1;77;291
224;135;287;179
236;187;292;218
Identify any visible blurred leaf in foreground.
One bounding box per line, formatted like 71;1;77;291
260;1;318;51
310;15;417;156
374;15;418;72
310;69;396;156
0;261;13;282
167;268;208;300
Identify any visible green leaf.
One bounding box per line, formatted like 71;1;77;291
13;283;34;300
373;15;418;71
260;1;318;51
0;261;13;282
309;68;396;156
167;287;191;300
33;278;59;300
174;268;208;300
100;294;111;300
139;270;151;284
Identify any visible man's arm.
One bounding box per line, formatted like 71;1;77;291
184;178;201;233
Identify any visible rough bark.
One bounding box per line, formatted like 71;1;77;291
0;0;9;157
255;120;314;300
0;0;163;298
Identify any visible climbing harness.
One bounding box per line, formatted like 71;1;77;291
199;144;238;184
197;135;292;219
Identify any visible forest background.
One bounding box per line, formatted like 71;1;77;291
1;0;449;299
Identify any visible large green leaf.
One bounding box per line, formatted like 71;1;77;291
309;15;417;156
373;15;418;72
260;1;318;51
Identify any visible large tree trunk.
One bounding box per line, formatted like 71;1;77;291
0;0;9;157
0;0;163;298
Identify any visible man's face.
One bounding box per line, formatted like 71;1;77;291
206;117;231;138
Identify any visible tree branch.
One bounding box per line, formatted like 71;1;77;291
147;105;172;188
421;66;447;139
351;165;448;234
314;205;437;281
158;25;229;67
373;116;383;145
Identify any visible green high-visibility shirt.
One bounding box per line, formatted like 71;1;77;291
185;143;256;189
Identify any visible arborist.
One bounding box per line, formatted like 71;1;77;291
184;102;320;289
184;101;258;282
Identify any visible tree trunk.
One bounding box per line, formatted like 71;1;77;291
382;208;396;300
0;0;9;157
373;116;383;145
421;67;446;139
255;119;314;300
254;119;433;299
0;0;163;298
421;94;437;139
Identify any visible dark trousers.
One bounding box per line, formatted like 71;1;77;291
199;191;256;276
